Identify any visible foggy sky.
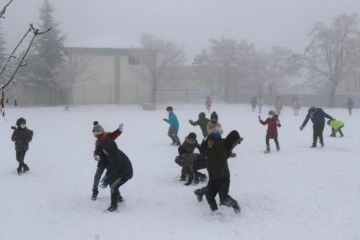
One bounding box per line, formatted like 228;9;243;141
3;0;360;61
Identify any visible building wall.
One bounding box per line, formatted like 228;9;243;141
69;48;152;105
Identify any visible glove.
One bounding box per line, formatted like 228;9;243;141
11;126;16;130
100;176;108;189
163;118;167;121
94;155;101;161
119;123;123;132
229;153;237;158
299;126;304;131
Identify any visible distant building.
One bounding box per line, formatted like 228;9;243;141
66;36;153;105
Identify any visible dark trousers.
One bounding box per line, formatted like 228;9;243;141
313;124;325;146
110;177;129;205
205;178;237;212
266;138;279;149
168;128;180;145
16;150;27;168
331;126;344;137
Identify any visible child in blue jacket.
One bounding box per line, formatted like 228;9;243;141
163;106;180;146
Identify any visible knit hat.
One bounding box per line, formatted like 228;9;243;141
92;121;104;136
210;111;218;121
166;106;173;112
16;117;26;127
268;110;277;116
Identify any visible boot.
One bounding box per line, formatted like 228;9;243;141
17;167;22;174
194;189;204;202
118;194;124;203
264;147;270;153
23;164;30;172
320;142;324;147
276;146;280;151
310;143;316;148
107;203;118;212
91;190;99;201
233;200;241;214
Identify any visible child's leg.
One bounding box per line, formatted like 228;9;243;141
265;137;270;151
93;167;105;193
338;126;344;137
205;181;219;212
274;139;280;150
331;128;336;137
109;177;129;209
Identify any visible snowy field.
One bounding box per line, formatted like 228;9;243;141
0;103;359;240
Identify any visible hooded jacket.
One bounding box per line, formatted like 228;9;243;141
100;140;133;185
302;107;333;126
189;112;210;137
224;130;241;158
206;137;229;181
328;119;344;130
11;127;33;151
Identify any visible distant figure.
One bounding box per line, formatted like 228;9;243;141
11;118;33;175
258;96;263;114
205;96;212;113
292;97;301;116
327;119;344;137
346;97;354;116
163;106;180;146
300;107;333;148
251;97;257;112
207;111;223;136
275;96;283;115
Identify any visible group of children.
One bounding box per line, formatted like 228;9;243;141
166;105;243;214
9;102;346;214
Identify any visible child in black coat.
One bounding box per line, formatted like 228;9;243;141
99;140;133;212
11;118;33;174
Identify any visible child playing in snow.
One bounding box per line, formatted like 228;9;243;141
327;119;344;137
175;132;207;185
259;110;281;153
189;112;210;138
207;111;223;136
198;132;241;214
11;117;33;174
91;121;123;201
99;140;133;212
163;106;180;146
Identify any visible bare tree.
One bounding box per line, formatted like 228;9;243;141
305;13;360;107
0;0;50;117
257;46;302;100
139;33;186;104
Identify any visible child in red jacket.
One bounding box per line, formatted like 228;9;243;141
259;110;281;153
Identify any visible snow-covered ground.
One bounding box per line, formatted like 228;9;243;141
0;104;359;240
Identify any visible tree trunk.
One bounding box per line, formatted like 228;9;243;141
329;86;336;108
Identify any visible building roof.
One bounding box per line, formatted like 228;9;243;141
66;35;140;49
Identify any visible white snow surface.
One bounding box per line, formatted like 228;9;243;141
0;104;359;240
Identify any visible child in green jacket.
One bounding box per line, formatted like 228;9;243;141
327;119;344;137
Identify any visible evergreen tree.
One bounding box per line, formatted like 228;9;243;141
26;0;66;105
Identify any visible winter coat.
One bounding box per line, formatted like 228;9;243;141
100;140;133;185
224;130;241;158
260;116;281;139
346;99;354;109
178;138;201;155
207;121;223;135
302;108;333;126
94;129;122;167
11;127;33;151
206;138;229;181
329;120;344;130
189;112;210;137
164;112;179;129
